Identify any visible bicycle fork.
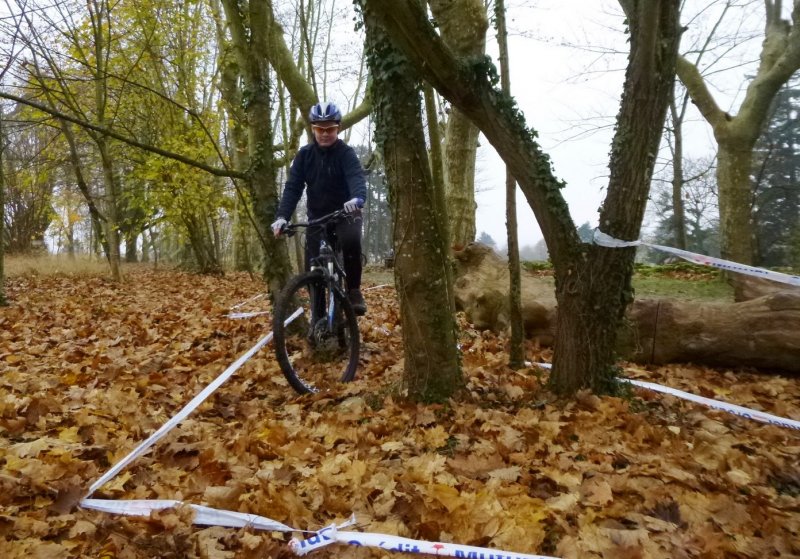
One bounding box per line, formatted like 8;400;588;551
320;240;338;330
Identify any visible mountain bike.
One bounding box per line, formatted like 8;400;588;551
272;209;360;394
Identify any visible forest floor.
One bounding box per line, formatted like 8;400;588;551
1;264;799;558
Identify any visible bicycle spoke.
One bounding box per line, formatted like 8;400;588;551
274;273;359;394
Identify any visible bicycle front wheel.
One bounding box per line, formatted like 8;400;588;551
273;271;360;394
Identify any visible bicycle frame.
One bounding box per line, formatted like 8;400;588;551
275;209;361;394
286;210;350;330
311;239;348;332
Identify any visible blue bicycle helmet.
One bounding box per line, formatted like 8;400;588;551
309;101;342;124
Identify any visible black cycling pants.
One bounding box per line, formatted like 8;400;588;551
305;214;363;292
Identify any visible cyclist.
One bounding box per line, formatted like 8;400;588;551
271;101;368;315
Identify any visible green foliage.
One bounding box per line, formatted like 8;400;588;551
592;363;628;396
632;261;717;278
522;260;553;272
791;228;800;270
752;80;800;268
2;104;60;253
472;54;501;89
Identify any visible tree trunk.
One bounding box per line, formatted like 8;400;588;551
57;119;110;258
124;231;138;263
494;0;524;369
213;4;252;275
182;213;222;274
220;0;292;296
364;0;680;395
90;0;122;282
717;141;756;264
140;231;149;263
0;110;6;306
148;229;159;266
548;2;681;394
428;0;487;248
623;293;800;371
364;5;462;402
65;194;76;259
97;141;122;282
676;1;800;264
668;96;687;250
442;113;479;246
232;198;252;272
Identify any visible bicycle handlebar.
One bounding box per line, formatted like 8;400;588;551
281;209;349;236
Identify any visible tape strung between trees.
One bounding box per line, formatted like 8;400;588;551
79;268;797;557
453;242;800;373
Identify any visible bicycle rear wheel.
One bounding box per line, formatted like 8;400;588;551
273;271;359;394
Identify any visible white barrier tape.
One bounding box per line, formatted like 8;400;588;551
593;230;800;287
81;499;296;532
230;293;266;310
82;307;303;499
227;311;271;319
364;284;391;291
531;362;800;431
622;378;800;431
290;525;559;558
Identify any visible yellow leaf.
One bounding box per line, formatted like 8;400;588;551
34;495;53;508
68;520;96;538
3;454;27;472
31;542;68;559
725;468;752;485
11;438;50;458
61;372;79;386
428;483;463;512
380;441;404;453
488;466;521;482
422;425;449;449
547;492;580;512
58;427;81;443
104;471;132;493
581;478;613;507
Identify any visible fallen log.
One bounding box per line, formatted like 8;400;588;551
453;244;800;373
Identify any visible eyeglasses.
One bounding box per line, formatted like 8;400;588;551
312;124;339;133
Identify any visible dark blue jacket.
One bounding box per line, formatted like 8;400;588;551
276;139;367;220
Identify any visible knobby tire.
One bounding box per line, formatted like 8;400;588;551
273;271;359;394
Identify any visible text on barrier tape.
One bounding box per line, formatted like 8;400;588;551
290;524;560;559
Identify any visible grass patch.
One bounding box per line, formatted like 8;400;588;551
5;255;113;277
632;274;732;300
520;260;733;301
362;265;395;286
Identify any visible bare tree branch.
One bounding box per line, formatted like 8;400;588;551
675;55;730;129
0;90;245;179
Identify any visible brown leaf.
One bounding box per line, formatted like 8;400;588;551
6;269;800;558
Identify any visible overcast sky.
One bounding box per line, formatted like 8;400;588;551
3;0;767;252
336;0;766;250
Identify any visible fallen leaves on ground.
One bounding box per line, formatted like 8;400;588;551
1;267;798;558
